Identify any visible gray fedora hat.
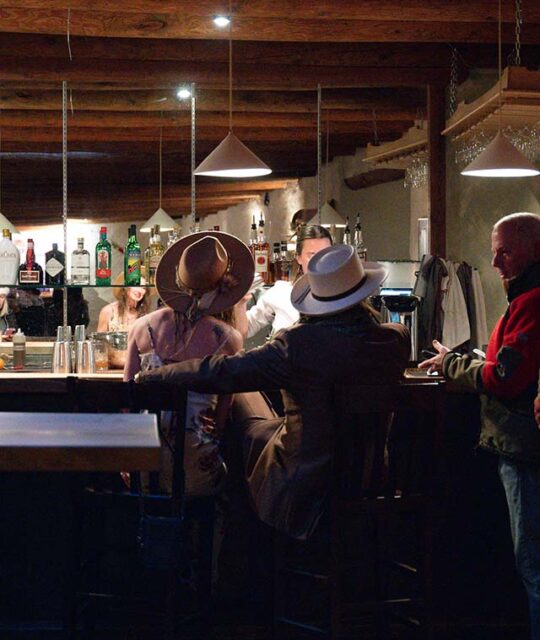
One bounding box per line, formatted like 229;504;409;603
291;244;387;316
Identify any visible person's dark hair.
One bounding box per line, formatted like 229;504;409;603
292;224;333;281
117;287;150;320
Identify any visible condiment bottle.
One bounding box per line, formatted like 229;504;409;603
13;329;26;370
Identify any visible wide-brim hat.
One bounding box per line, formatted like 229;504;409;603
291;244;387;316
112;272;154;300
156;231;254;315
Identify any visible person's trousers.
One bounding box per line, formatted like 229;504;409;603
499;457;540;640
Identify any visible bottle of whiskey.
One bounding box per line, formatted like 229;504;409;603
280;240;291;281
0;228;20;285
95;226;112;286
343;217;352;246
271;242;281;283
354;215;367;262
45;243;65;285
124;224;142;286
71;237;91;285
249;216;258;248
18;238;43;285
145;224;165;286
254;214;271;284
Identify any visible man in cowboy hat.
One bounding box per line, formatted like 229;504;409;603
139;244;410;540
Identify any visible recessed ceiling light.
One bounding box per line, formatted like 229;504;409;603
176;87;192;100
213;15;230;27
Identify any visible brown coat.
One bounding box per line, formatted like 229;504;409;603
141;313;410;539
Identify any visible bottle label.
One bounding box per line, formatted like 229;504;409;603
125;249;141;281
254;249;269;273
96;249;111;279
19;270;40;284
46;257;64;278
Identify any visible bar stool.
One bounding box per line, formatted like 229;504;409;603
70;379;215;639
273;380;445;640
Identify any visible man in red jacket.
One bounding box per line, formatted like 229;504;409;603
421;212;540;640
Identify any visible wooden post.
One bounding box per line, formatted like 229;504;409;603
428;85;446;257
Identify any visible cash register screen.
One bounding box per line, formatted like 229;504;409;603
379;288;413;322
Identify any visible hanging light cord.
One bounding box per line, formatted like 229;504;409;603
159;123;163;208
498;0;502;132
228;0;233;132
0;112;2;213
66;8;73;61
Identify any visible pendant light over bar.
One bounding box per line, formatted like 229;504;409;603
141;124;177;232
194;1;271;178
461;0;539;178
0;112;18;235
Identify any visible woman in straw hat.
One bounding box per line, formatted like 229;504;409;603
97;274;152;333
125;231;251;496
139;244;410;538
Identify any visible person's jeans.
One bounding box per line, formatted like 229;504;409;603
499;458;540;640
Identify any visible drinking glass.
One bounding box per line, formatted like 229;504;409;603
92;338;109;372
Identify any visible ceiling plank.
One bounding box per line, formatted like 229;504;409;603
0;110;416;128
0;1;535;23
0;7;535;43
0;88;426;112
0;58;449;87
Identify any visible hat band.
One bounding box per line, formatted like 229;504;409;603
311;274;367;302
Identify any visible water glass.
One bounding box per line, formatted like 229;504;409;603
76;340;95;374
92;338;109;372
52;341;72;373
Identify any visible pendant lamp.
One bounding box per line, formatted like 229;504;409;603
194;2;271;178
461;0;539;178
0;119;18;235
141;126;177;232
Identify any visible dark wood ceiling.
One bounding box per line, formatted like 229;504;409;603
0;0;539;224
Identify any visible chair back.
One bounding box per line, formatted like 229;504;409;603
333;381;445;500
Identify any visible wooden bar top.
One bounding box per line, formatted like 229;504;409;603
0;412;160;472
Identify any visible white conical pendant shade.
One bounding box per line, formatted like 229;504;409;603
194;132;271;178
0;211;18;235
140;207;177;233
461;131;540;177
320;202;346;228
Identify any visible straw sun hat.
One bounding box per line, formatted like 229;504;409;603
155;231;254;317
291;244;387;316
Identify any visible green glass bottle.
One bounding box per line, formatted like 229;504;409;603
95;226;112;286
124;224;142;286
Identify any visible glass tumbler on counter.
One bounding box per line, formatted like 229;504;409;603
92;337;109;372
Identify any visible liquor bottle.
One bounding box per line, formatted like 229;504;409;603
254;214;271;284
124;224;142;286
45;243;65;285
270;242;281;283
168;225;181;247
354;215;367;262
95;226;112;286
343;217;352;246
280;240;291;282
18;238;43;285
145;224;165;286
249;216;258;248
71;237;91;285
0;228;20;284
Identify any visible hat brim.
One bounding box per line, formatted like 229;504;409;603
156;231;254;314
291;261;388;317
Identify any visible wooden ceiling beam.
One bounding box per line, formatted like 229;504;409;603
0;58;448;87
0;8;536;43
0;1;536;23
0;125;408;143
0;88;426;112
0;34;454;66
0;109;417;128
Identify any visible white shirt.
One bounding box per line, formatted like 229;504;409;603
246;280;299;339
